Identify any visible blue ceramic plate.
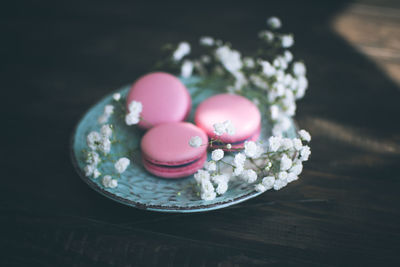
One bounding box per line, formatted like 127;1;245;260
70;77;298;213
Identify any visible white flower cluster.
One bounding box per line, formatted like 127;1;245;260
213;120;235;136
87;124;113;155
189;136;203;148
85;124;113;179
191;126;311;201
166;17;308;137
98;105;114;124
113;93;121;101
101;155;131;188
161;16;313;201
85;93;133;188
125;100;142;126
173;42;191;62
115;157;130;174
181;60;194;78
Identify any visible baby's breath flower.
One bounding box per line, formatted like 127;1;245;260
284;73;293;87
273;178;287;190
215;46;243;74
102;175;112;187
104;105;114;116
244;141;259;158
258;30;274;42
216;182;228;195
243;57;255;68
100;124;113;139
113;93;121;101
270;105;280;120
273;56;288;70
278;171;288;181
125;101;142;125
293;138;303;151
250;74;269;90
295;76;308;99
264;161;272;171
260;60;276;77
293;62;306;76
102;175;118;188
84;164;95;177
300;145;311;161
204;161;217;172
268;136;282;152
200;179;215;198
223;120;235;135
233;165;244;176
262;176;275;189
189;136;202;148
212;174;229;184
86;151;100;166
287;172;298;183
281;35;294;48
199;36;214;46
213;120;235;136
211;149;224;161
125;113;140;125
109;179;118;188
213;122;226;136
128;101;142;115
234;153;246;168
289;161;303;175
99;138;111;154
201;190;216;201
194;170;210;183
173;42;190;61
267;16;282;29
280;154;292;171
298;129;311;142
280;138;293;150
242;169;257;183
87;131;102;151
93;169;101;179
255;183;267;193
212;174;230;195
181;60;193;78
284;50;293;63
114;157;130;174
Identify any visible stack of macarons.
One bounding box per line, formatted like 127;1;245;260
126;72;261;178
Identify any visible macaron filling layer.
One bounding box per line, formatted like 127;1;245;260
143;157;201;169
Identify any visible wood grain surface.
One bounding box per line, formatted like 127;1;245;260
2;0;400;266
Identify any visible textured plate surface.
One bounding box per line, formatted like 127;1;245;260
71;77;297;213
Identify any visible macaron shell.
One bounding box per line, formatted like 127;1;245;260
143;153;207;178
126;72;191;129
141;122;208;165
194;93;261;142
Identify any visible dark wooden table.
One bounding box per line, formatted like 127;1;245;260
2;1;400;266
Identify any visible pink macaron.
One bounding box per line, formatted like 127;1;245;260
141;122;208;178
194;93;261;150
126;72;191;129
